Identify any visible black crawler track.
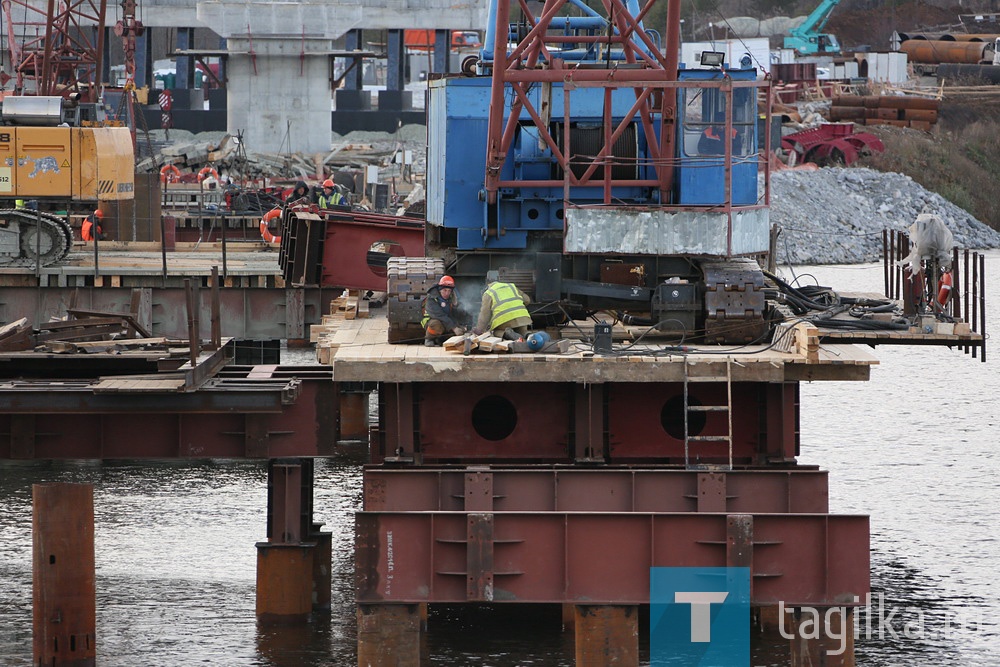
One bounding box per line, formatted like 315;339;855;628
0;208;74;267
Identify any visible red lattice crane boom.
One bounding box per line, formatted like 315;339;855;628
1;0;107;101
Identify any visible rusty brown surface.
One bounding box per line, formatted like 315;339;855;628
33;483;96;667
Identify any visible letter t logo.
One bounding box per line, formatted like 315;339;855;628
674;591;729;642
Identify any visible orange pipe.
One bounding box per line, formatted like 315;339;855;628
901;39;991;64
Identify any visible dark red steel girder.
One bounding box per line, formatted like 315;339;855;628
0;375;338;459
362;468;830;514
375;381;799;464
356;511;869;606
318;213;425;291
1;0;106;100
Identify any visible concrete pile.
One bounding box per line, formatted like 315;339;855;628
769;167;1000;265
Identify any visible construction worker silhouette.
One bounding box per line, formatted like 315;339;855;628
698;125;740;155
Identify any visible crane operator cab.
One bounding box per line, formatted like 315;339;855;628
675;52;759;207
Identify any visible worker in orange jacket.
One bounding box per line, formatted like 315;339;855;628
698;125;740;155
82;209;106;242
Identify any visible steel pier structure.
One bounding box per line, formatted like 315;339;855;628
323;316;876;666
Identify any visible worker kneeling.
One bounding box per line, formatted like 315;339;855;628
474;270;532;338
82;209;106;242
421;275;465;346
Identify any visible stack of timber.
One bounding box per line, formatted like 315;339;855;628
312;290;372;364
0;307;178;354
829;95;940;130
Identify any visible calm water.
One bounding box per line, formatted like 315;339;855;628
1;253;997;666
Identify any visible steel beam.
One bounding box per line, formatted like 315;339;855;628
377;380;806;464
355;512;869;606
33;483;96;667
574;605;638;667
0;377;337;459
362;468;830;514
0;286;335;340
356;604;421;667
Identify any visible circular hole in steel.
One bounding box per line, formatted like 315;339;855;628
366;240;404;277
471;395;517;441
527;208;540;220
555;208;564;220
660;395;705;440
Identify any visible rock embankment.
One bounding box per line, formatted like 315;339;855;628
769;167;1000;265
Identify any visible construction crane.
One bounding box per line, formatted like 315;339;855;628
1;0;106;99
0;0;135;267
783;0;843;54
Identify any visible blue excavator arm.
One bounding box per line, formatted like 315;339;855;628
783;0;842;54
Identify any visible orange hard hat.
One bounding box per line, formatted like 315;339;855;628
438;275;455;287
93;209;103;218
322;179;334;188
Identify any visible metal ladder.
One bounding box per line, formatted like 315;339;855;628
683;358;733;470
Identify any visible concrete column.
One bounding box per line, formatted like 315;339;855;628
356;604;421;667
574;605;638;666
33;483;96;667
176;28;196;88
225;36;334;154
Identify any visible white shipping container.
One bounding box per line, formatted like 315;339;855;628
679;38;771;77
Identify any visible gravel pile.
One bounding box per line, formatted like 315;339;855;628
770;167;1000;265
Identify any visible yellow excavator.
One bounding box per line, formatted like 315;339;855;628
0;96;134;267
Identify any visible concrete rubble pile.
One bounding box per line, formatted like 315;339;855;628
770;167;1000;265
140;125;1000;265
139;125;427;187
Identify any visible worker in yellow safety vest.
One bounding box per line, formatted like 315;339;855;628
474;270;532;338
316;179;343;208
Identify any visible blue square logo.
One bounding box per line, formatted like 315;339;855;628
650;567;750;666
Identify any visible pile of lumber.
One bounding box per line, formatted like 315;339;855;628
311;290;376;363
0;306;160;354
442;332;513;354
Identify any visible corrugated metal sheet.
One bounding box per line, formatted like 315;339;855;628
564;208;769;256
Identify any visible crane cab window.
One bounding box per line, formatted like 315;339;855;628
681;86;755;158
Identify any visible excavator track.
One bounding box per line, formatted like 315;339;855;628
0;209;74;268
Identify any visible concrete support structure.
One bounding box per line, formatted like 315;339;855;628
574;605;638;666
33;483;96;667
222;36;335;154
356;604;421;667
